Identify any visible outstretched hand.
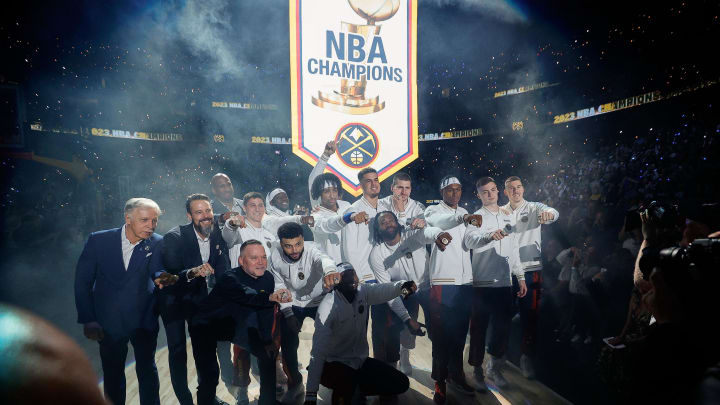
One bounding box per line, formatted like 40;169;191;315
435;232;452;251
463;214;483;227
154;272;179;289
405;319;426;336
400;280;417;298
323;273;341;289
270;288;293;303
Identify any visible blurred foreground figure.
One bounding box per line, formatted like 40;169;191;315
0;304;108;405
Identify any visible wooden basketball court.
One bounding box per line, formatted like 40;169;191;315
111;310;571;404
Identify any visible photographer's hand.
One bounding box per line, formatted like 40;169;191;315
640;210;658;247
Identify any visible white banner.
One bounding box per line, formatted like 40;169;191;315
290;0;418;196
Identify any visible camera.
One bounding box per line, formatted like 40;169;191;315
639;238;720;286
638;201;679;228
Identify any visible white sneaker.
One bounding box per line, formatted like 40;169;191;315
486;356;509;389
584;336;593;345
570;333;582;343
235;386;249;405
399;348;412;376
520;354;536;379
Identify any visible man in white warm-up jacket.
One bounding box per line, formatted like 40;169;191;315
500;175;559;379
307;147;369;263
304;264;416;405
340;167;380;283
423;176;483;403
268;222;337;402
464;176;527;391
222;192;311;265
369;211;450;377
377;171;426;228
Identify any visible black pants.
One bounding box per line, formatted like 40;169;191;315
371;294;420;363
320;357;409;404
247;329;278;405
515;271;542;357
469;287;514;368
160;305;194;405
188;324;221;405
280;305;318;386
98;328;160;405
427;285;472;381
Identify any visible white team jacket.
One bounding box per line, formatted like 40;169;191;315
221;221;276;268
377;195;426;222
306;281;406;393
424;202;473;286
310;200;352;264
500;200;559;272
369;226;442;320
261;214;304;239
464;207;524;288
268;243;336;315
341;196;378;283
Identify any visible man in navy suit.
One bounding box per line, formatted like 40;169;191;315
161;193;232;405
74;197;172;405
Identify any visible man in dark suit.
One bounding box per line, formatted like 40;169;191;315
75;197;171;405
193;239;293;405
161;193;232;405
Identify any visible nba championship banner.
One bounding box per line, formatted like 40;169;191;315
290;0;418;196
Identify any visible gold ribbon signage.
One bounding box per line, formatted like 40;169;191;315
290;0;418;196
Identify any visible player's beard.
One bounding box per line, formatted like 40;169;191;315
380;225;400;242
336;279;357;302
194;219;214;237
283;248;304;263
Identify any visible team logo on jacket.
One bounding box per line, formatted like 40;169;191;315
298;272;305;280
335;123;379;169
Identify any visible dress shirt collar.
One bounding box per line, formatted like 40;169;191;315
194;227;210;242
121;224;141;247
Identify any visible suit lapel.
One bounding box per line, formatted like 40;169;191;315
113;227;128;278
181;224;203;267
127;239;151;275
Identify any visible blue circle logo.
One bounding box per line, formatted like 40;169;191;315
334;123;379;169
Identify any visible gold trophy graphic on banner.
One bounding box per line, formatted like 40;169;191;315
311;0;400;115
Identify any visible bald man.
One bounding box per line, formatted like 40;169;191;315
0;304;108;405
211;173;245;216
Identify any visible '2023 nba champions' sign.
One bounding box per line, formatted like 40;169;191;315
290;0;419;196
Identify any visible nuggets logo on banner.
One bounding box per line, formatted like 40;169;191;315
335;123;379;168
290;0;418;196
